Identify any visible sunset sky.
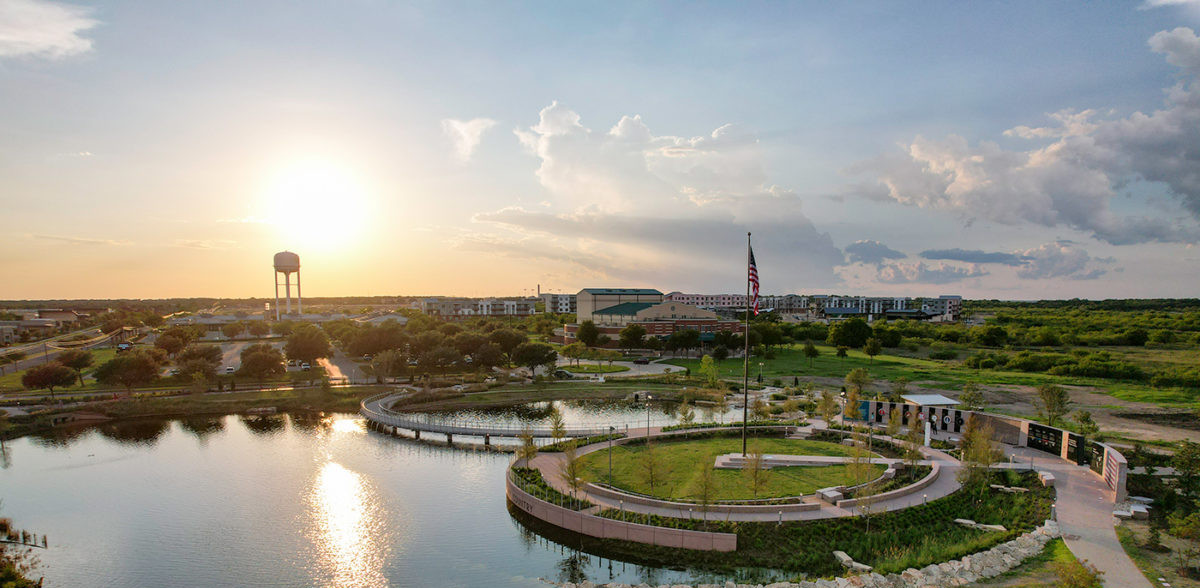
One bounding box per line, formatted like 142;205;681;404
3;1;1200;300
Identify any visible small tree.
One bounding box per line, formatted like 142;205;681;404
636;443;667;495
516;427;538;467
692;465;717;527
742;446;770;498
1174;440;1200;503
803;341;819;367
843;387;861;421
1036;383;1071;426
1074;410;1100;437
558;440;583;499
618;323;646;352
818;390;839;425
513;342;557;377
904;418;924;468
886;406;904;438
711;345;729;364
220;322;244;339
958;381;984;411
678;400;696;430
863;337;882;363
57;349;94;386
548;407;566;444
154;334;186;357
1169;511;1200;574
845;368;871;398
247;322;270;337
22;363;77;401
846;443;874;488
699;355;719;388
889;377;909;402
836;346;848;359
576;320;600;347
958;414;999;488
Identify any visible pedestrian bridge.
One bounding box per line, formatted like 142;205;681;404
359;392;614;441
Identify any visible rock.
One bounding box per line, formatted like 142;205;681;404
1113;509;1133;519
1130;495;1154;505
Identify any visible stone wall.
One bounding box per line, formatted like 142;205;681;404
553;520;1060;588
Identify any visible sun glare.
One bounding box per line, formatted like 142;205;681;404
263;160;370;251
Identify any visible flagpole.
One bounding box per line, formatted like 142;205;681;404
742;231;751;457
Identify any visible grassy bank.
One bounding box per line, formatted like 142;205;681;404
394;381;685;412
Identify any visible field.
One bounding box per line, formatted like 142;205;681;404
576;435;881;501
564;364;630;374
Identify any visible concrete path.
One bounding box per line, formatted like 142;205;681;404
532;422;963;522
1003;445;1152;588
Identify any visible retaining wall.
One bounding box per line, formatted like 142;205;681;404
506;474;737;552
583;481;820;514
835;463;941;509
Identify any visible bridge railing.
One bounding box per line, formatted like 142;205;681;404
359;392;615;438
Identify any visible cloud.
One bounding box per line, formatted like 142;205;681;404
844;240;906;265
33;234;127;246
441;118;497;162
920;248;1030;266
0;0;98;60
1140;0;1200;9
876;261;987;284
1014;241;1109;280
476;103;846;290
852;27;1200;246
172;239;236;250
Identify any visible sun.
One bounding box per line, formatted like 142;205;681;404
262;159;370;251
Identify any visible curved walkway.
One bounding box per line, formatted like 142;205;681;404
1002;445;1152;588
361;393;611;438
530;422;963;522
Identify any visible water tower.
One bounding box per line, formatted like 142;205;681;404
273;251;302;320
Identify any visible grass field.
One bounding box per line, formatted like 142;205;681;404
663;343;1200;409
0;347;118;392
565;364;630;374
576;436;882;501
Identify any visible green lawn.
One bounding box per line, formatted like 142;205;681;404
0;347;118;392
576;436;882;501
664;343;1200;409
566;364;630;374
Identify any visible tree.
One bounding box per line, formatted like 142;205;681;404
548;407;566;444
558;441;583;499
1036;383;1071;426
285;325;331;364
1173;440;1200;503
886;406;903;438
692;464;717;527
489;328;528;365
958;381;984;411
516;427;538;467
1168;511;1200;574
178;358;217;382
863;337;882;363
576;320;600;347
418;345;461;375
472;343;504;371
636;443;667;494
559;342;586;366
845;368;871;398
370;349;406;382
21;363;77;401
818;390;839;425
1074;410;1100;437
678;401;696;430
220;322;244;339
958;414;999;488
742;446;770;498
846;443;874;489
618;323;646;351
711;345;729;364
94;353;160;393
904;417;924;469
803;341;819;367
672;329;701;357
239;345;285;380
247;322;270;337
57;349;94;386
827;318;872;348
513;342;557;376
699;355;720;388
154;334;186;357
836;346;848;359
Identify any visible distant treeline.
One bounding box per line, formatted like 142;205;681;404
966;298;1200;312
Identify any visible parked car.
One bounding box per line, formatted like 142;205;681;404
301;362;311;371
633;358;649;365
225;366;235;374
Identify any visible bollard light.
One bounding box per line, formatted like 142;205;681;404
923;493;927;505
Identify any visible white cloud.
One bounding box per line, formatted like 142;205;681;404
854;28;1200;246
1140;0;1200;9
876;261;987;284
33;233;127;246
844;240;906;265
0;0;98;60
1014;241;1109;280
470;103;846;290
441;117;497;162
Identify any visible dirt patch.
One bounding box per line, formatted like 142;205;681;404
1114;411;1200;432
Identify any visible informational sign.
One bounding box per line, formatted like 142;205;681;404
1088;441;1106;475
1027;423;1062;455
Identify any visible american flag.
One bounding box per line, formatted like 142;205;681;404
748;245;760;315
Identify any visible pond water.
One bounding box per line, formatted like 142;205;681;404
0;407;746;587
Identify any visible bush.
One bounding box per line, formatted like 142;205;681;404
928;349;958;360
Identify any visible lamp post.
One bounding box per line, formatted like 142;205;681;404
645;395;653;433
608;425;615;484
757;362;764;383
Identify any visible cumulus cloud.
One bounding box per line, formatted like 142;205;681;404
441;117;497;162
844;240;906;265
853;27;1200;246
1014;241;1109;280
475;104;845;289
0;0;98;60
876;261;987;284
920;248;1030;266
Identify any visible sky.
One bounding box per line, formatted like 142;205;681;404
3;1;1200;300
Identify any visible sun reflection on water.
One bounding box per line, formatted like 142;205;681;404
307;461;389;587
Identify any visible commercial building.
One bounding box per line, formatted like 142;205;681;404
539;293;577;314
665;291;962;321
0;325;15;345
576;288;663;322
0;319;58;339
421;297;537;320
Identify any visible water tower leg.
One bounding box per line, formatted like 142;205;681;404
274;275;280;321
285;274;292;315
296;271;302;314
484;434;491;446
